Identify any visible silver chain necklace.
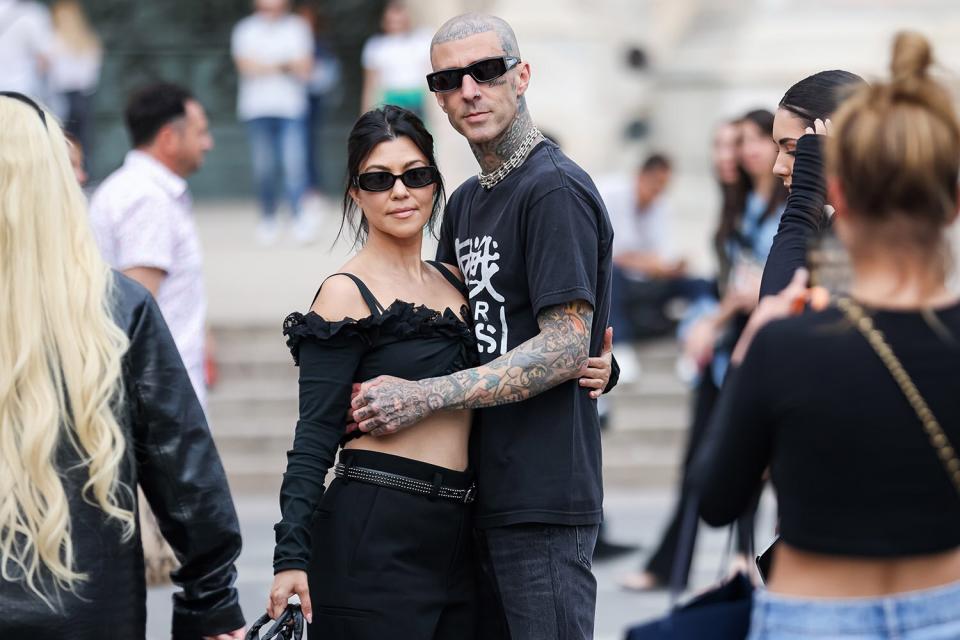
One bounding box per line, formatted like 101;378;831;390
478;127;544;190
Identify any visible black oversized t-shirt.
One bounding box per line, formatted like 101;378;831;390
436;140;614;529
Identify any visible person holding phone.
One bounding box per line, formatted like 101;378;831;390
695;32;960;639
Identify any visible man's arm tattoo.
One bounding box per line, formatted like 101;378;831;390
422;299;593;411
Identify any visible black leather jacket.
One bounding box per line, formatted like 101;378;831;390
0;274;245;639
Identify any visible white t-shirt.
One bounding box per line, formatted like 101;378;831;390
48;38;101;93
361;28;432;92
89;151;208;407
231;13;313;121
0;0;52;96
598;174;677;268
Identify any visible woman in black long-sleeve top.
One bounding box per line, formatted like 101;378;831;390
0;93;244;640
695;33;960;639
759;69;865;298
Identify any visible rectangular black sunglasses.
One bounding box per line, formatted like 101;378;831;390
426;56;520;93
353;166;440;192
0;91;47;128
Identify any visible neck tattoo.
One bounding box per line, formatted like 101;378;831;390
478;126;544;190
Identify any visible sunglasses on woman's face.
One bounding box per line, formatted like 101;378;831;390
426;56;520;93
353;166;440;192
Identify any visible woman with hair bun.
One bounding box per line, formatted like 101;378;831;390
696;32;960;638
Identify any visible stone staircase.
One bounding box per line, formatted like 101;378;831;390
206;323;691;496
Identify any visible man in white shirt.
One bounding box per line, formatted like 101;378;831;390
89;82;214;408
231;0;315;245
601;154;712;346
0;0;52;97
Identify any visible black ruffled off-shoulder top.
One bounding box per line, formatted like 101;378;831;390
273;262;478;573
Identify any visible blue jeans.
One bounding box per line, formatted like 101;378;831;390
245;116;308;220
749;580;960;639
476;523;599;640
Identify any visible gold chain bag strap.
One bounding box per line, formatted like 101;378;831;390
836;298;960;497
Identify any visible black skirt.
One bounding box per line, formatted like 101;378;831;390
307;449;476;639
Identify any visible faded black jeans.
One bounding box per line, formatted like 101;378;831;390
476;523;599;640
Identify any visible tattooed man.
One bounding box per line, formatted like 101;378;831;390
351;14;615;638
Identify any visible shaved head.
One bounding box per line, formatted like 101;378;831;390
431;13;520;58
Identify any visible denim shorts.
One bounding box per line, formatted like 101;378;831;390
749;579;960;639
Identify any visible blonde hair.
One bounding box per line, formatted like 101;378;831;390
827;32;960;249
0;98;133;606
51;0;102;55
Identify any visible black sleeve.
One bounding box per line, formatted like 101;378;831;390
436;197;458;265
690;324;775;527
759;134;828;297
273;324;366;573
125;293;245;639
525;186;600;316
604;354;620;394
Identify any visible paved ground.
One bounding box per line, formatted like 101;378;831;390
145;488;777;640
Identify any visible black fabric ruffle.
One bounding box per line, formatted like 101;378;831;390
282;300;474;366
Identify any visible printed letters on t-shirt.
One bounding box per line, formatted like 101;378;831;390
455;235;509;355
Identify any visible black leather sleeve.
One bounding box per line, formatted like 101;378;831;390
603;353;620;394
273;332;367;573
124;291;245;638
759;134;828;298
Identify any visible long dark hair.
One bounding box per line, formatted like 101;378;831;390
779;69;866;127
339;105;446;247
713;110;788;274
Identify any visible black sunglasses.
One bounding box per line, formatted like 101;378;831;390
426;56;520;93
352;166;440;192
0;91;47;129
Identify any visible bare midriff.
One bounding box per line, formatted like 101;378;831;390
768;541;960;597
343;408;472;472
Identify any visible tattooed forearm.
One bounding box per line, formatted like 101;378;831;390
353;300;593;435
422;300;593;411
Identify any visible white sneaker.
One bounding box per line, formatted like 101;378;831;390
291;213;319;245
613;344;642;384
256;218;281;246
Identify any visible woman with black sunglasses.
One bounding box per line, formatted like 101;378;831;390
265;105;611;639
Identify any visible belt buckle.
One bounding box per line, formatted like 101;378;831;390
462;484;476;504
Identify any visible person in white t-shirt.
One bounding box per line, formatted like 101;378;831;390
601;154;712;347
48;0;102;158
0;0;53;98
361;0;431;118
231;0;315;245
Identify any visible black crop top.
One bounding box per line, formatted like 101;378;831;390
693;302;960;557
273;262;479;572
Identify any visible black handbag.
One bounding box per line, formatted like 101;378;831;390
244;604;304;640
624;498;753;640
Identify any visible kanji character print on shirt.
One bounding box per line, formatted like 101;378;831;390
455;235;509;355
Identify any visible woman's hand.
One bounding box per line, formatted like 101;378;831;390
805;117;832;137
683;316;719;370
580;327;614;399
268;569;313;625
731;269;810;365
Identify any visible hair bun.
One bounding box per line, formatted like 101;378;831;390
891;31;932;86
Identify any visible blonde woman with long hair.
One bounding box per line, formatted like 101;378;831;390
0;93;245;639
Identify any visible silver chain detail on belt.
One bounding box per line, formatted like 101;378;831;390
478;126;544;190
334;463;476;503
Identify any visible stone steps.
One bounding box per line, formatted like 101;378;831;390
207;326;693;494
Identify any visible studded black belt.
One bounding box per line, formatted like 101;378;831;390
334;462;476;504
